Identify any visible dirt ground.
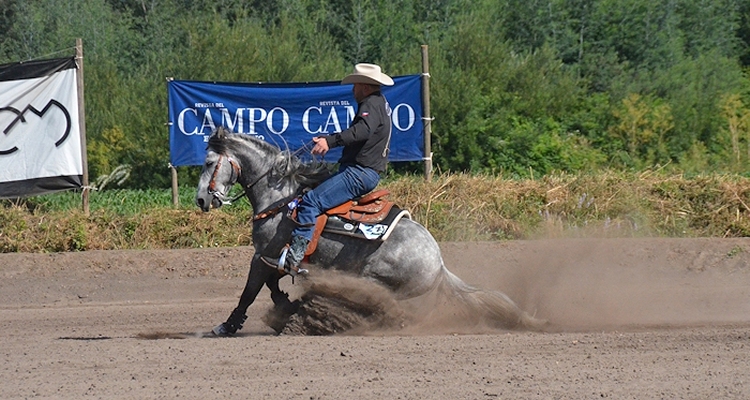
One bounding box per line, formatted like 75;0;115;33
2;238;750;399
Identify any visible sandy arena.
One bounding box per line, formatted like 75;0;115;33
2;238;750;398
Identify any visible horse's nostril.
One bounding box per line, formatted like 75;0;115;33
197;198;204;208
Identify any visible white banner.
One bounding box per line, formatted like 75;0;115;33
0;58;82;197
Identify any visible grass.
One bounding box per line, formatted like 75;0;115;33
3;170;750;253
17;186;252;215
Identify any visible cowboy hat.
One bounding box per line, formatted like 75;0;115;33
341;63;394;86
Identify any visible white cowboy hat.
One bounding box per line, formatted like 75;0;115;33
341;63;394;86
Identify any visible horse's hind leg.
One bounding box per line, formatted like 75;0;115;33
214;256;276;335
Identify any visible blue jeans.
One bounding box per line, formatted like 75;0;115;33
293;164;380;241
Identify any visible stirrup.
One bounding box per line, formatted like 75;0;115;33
278;247;309;276
260;248;308;277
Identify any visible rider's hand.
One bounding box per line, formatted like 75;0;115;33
311;136;329;156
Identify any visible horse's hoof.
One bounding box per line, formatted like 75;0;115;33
211;323;232;336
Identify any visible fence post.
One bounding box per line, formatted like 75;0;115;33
75;38;90;216
421;45;433;181
166;77;180;208
171;164;179;207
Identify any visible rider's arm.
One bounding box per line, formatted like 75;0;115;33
324;98;380;149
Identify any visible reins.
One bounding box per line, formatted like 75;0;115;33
252;192;303;222
227;165;272;205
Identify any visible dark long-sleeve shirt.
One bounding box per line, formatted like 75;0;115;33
324;92;391;173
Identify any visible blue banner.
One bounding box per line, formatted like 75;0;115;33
168;75;423;166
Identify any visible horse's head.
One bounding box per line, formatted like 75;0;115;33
195;126;332;212
195;127;243;211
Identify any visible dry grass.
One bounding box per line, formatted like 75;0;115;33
384;170;750;241
0;207;253;252
3;171;750;252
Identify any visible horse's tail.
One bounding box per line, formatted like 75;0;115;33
437;265;547;331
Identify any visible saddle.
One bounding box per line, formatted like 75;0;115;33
295;189;411;257
324;188;394;223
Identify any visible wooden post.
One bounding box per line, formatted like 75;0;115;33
166;77;179;207
420;45;433;181
171;164;179;207
75;38;90;216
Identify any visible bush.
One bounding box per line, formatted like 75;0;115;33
5;172;750;253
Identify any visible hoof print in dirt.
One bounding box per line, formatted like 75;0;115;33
280;293;385;335
262;306;297;334
272;272;405;336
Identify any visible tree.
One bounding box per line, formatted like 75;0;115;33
2;0;750;186
609;93;674;167
719;93;750;169
678;0;742;59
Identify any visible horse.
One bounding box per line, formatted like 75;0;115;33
195;127;545;335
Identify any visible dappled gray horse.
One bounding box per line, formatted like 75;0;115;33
195;127;542;335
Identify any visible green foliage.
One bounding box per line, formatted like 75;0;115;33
718;93;750;170
21;186;249;215
609;93;674;167
1;0;750;186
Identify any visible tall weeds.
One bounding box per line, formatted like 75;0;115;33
3;171;750;252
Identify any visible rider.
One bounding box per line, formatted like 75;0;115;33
260;63;394;274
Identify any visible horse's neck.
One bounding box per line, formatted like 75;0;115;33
239;162;300;213
245;182;298;212
233;138;304;213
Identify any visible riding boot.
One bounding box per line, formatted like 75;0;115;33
212;307;247;336
286;235;309;269
261;235;310;276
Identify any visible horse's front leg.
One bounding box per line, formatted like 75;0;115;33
214;255;277;335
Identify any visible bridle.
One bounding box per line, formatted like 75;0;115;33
207;154;241;198
206;139;316;209
207;153;271;206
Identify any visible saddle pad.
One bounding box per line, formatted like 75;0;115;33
324;206;411;241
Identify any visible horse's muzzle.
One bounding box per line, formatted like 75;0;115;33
196;196;222;212
196;197;210;212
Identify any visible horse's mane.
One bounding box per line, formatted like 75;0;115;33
207;127;331;188
273;150;332;187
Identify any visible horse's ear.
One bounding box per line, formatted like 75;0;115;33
208;127;225;141
215;126;227;139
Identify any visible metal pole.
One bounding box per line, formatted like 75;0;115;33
420;45;433;181
75;38;90;216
